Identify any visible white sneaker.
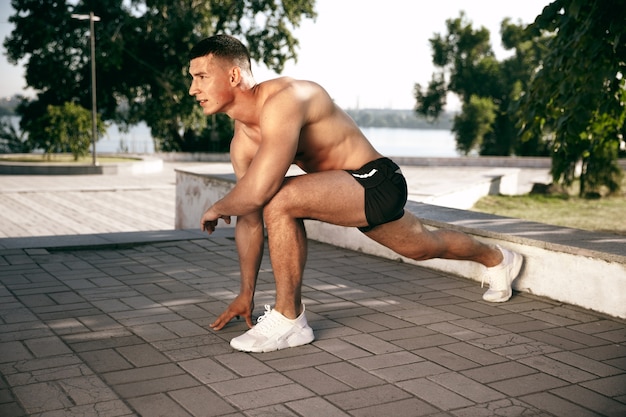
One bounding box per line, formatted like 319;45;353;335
230;304;315;353
481;246;523;302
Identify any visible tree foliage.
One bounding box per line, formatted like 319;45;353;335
41;102;107;160
453;95;497;155
0;116;30;153
4;0;316;152
415;12;549;157
520;0;626;196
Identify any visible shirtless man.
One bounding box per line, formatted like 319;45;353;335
189;35;523;353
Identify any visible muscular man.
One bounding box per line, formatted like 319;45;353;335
188;35;523;353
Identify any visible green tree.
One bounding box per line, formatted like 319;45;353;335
453;95;497;155
0;116;30;153
520;0;625;196
37;102;106;160
4;0;316;152
415;12;548;156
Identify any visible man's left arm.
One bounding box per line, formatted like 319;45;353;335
202;92;307;220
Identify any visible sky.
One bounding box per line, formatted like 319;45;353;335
0;0;550;109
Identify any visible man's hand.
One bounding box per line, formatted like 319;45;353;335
201;206;231;234
210;295;254;330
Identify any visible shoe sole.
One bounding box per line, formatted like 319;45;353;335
483;251;524;303
230;327;315;353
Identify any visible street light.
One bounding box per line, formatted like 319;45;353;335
71;11;101;166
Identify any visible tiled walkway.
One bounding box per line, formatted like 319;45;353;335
0;166;625;416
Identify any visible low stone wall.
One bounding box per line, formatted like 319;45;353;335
0;154;163;175
175;167;626;319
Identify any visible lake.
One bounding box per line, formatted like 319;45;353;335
98;123;460;158
8;117;460;158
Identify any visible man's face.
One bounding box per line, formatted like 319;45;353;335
188;54;232;115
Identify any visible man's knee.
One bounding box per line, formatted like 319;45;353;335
263;186;292;222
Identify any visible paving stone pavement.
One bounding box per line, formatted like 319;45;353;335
0;166;625;416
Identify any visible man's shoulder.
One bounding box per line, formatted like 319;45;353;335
259;77;323;98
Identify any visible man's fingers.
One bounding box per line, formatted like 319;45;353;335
201;220;216;234
210;310;253;331
210;310;237;330
210;316;227;330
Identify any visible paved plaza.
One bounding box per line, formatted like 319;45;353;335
0;165;624;416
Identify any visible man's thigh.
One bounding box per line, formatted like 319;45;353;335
267;170;368;228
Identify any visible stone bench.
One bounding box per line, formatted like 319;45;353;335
175;166;626;320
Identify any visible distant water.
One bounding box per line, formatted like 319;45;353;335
99;123;460;158
9;117;460;157
360;127;459;158
99;122;156;154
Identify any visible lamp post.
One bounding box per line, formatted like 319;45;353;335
71;11;101;166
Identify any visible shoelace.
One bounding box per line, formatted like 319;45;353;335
253;305;282;335
481;270;492;289
256;304;272;324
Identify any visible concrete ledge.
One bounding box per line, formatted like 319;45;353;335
0;154;163;175
0;228;243;254
390;156;626;170
0;229;216;251
175;167;626;319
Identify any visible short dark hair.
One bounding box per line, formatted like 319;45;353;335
189;34;252;73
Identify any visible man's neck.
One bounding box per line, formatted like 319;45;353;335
226;81;260;125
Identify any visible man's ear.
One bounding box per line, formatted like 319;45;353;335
230;66;242;86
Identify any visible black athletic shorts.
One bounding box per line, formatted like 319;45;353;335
346;157;408;232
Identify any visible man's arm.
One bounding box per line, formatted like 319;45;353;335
209;124;266;330
201;88;306;224
209;210;263;330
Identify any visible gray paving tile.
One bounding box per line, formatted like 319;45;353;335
325;384;412;410
101;363;186;386
580;374;626;397
488;373;569;396
286;396;351;417
214;352;274;377
313;338;372;360
178;357;236;384
317;362;385;389
545;351;624;377
453;397;555;417
283;367;352;396
79;349;133;373
398;378;474;410
461;361;537;384
371;360;449;383
521;392;603;417
12;381;74;414
114;374;199;398
170;385;237;416
429;371;506;403
550;385;626;417
350;350;423;371
224;383;314;410
519;355;598;383
127;393;193;417
413;346;480;371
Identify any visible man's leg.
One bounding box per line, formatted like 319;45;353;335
229;171;368;352
364;213;523;302
262;172;369;319
364;212;502;266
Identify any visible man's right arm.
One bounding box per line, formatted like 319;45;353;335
209;210;263;330
209;125;264;330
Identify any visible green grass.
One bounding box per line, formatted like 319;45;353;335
472;183;626;236
0;154;140;164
